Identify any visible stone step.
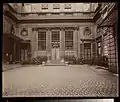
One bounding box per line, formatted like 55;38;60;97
46;63;65;66
46;59;65;66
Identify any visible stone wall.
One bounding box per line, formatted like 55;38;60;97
17;23;95;59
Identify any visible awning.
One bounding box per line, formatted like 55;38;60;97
20;40;30;44
4;33;23;41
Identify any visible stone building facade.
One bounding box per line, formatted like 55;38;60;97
3;3;118;72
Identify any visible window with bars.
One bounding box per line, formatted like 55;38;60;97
108;27;117;66
51;31;60;42
38;31;46;50
104;34;109;56
65;31;73;50
84;43;91;59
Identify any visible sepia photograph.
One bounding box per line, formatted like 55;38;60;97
2;3;119;97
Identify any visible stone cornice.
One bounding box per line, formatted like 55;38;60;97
95;3;116;26
4;3;116;26
80;39;95;42
32;25;79;31
4;10;18;24
18;19;94;24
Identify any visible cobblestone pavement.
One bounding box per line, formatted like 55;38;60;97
2;65;118;97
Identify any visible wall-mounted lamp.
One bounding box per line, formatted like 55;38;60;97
6;53;8;56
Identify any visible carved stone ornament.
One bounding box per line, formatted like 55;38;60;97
84;27;91;35
101;6;108;19
21;28;28;36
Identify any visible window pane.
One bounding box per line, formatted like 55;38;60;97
84;43;91;48
65;31;73;40
65;41;73;50
38;41;46;50
38;32;46;40
52;31;60;42
65;31;73;50
84;43;91;58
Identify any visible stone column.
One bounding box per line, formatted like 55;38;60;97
101;34;104;56
31;28;37;58
20;49;23;61
28;44;31;60
18;42;20;61
13;42;16;63
78;29;80;58
46;28;51;61
21;49;24;61
60;27;65;60
74;27;79;57
24;49;26;60
24;49;25;60
95;40;98;58
82;41;84;58
91;42;93;58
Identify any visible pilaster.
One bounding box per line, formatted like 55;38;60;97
101;34;104;56
60;27;65;59
13;43;16;62
82;41;84;58
46;28;51;60
75;27;79;57
31;28;37;58
91;42;93;58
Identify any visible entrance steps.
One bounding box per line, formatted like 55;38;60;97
46;59;65;66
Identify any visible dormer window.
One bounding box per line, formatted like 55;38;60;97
64;4;71;9
41;4;48;10
53;4;60;9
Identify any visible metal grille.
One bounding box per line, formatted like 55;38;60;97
38;31;46;50
84;43;91;59
101;26;117;68
107;27;117;67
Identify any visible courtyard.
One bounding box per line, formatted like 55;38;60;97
2;65;118;97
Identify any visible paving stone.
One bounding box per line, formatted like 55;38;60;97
2;65;118;97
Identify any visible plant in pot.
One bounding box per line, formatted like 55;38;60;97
70;55;76;64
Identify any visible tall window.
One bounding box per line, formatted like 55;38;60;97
84;43;91;59
65;31;73;50
51;31;60;48
52;31;60;42
38;31;46;50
